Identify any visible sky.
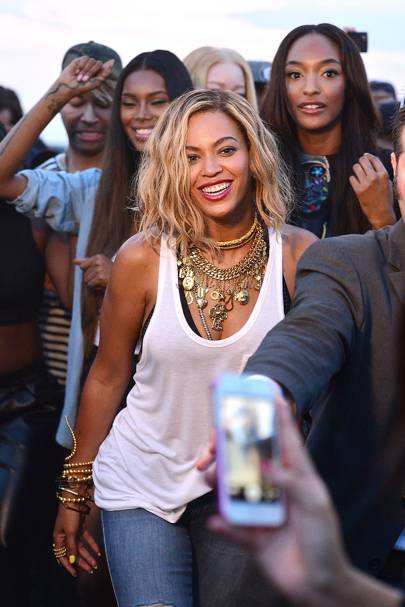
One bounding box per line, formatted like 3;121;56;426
0;0;404;146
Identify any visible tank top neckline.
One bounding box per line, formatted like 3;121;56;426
164;228;279;348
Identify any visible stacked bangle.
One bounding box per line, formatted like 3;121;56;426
56;418;94;515
56;460;94;514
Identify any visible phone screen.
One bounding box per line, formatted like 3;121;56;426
220;394;280;504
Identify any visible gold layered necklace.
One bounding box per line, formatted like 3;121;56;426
178;219;268;340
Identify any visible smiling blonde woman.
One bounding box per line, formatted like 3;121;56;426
53;89;316;607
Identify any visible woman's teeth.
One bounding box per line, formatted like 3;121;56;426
201;181;232;194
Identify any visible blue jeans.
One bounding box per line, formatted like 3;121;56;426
101;492;284;607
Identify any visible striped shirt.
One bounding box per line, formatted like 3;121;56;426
37;152;71;385
38;288;71;385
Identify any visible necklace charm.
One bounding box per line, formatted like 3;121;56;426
183;272;195;291
209;302;228;331
255;274;262;290
196;286;208;309
177;220;268;340
235;289;249;305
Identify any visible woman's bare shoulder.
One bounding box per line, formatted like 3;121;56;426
281;224;317;263
115;232;161;272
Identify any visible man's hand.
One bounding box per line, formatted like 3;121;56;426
206;399;350;606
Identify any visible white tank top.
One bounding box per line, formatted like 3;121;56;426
93;229;285;522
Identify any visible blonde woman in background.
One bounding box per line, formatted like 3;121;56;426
184;46;258;110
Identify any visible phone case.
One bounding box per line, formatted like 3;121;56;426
213;373;286;526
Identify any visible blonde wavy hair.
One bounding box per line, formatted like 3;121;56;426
183;46;258;111
137;89;292;254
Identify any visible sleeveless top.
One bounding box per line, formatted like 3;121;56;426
93;228;285;522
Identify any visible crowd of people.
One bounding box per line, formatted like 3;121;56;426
0;22;404;607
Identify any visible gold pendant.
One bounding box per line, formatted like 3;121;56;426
179;266;187;279
210;290;224;301
183;276;195;291
196;286;208;309
225;293;234;311
186;291;194;305
235;289;249;305
209;303;228;331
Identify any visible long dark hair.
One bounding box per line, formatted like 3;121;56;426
261;23;381;235
83;50;193;356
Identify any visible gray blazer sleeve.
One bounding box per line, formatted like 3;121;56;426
7;168;101;234
244;238;365;414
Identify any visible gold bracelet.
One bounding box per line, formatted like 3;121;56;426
61;475;93;482
64;417;77;462
57;495;88;504
62;467;93;474
63;461;93;468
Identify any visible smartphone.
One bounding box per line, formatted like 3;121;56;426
213;374;286;526
346;31;368;53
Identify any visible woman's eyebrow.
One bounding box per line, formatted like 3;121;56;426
286;58;342;66
121;90;168;98
186;136;239;150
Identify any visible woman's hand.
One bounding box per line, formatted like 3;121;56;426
74;255;113;291
53;504;101;576
349;153;396;229
196;429;216;471
46;56;115;111
0;56;114;201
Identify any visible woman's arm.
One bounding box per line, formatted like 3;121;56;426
53;236;159;575
69;236;157;461
0;56;113;201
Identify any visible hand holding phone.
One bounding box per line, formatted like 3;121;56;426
213;374;286;526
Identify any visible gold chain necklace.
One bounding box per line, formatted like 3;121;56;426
178;222;268;340
214;216;258;250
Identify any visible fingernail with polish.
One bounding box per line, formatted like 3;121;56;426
69;555;76;565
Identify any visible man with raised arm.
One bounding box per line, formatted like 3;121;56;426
244;108;405;580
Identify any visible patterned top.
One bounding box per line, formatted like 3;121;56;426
297;153;331;239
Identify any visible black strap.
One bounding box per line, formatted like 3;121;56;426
283;277;292;314
180;286;201;336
